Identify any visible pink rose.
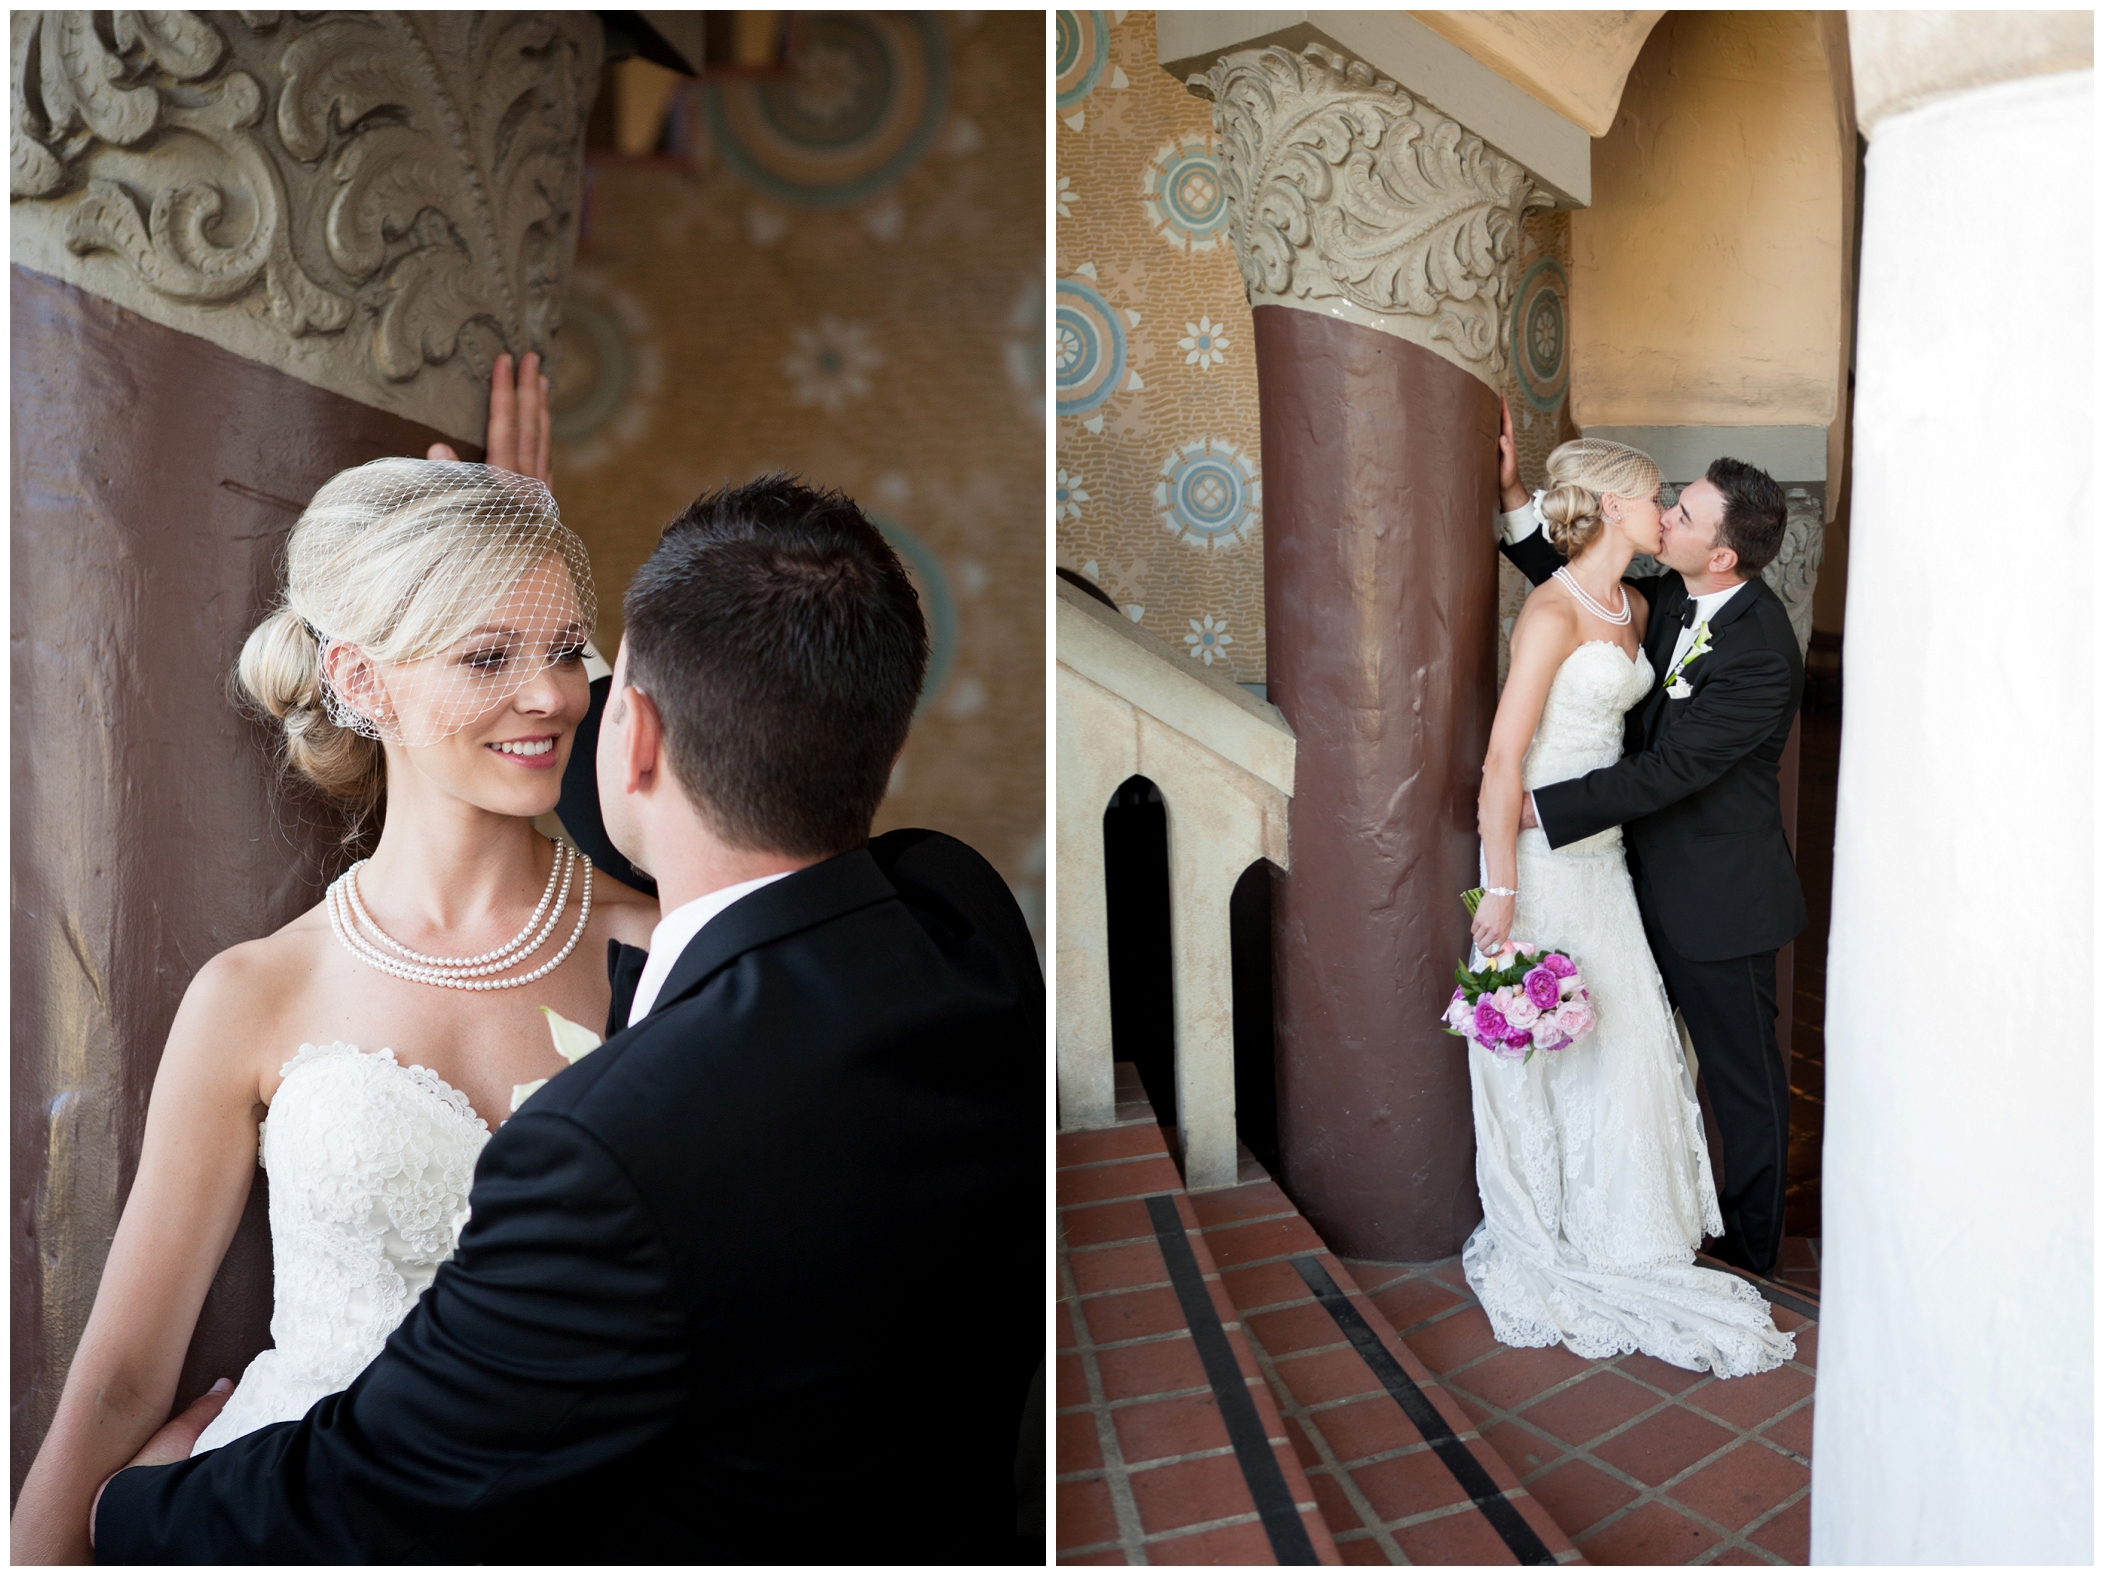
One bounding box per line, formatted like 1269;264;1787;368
1523;967;1560;1012
1442;989;1473;1035
1541;953;1576;978
1558;974;1584;1002
1504;991;1542;1029
1532;1025;1571;1053
1473;1000;1509;1047
1554;1000;1594;1039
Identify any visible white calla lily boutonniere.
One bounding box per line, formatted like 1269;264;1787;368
1664;620;1713;699
509;1007;605;1116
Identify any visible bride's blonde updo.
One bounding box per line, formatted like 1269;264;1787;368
1537;438;1663;557
236;458;583;808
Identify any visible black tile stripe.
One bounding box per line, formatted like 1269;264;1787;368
1143;1195;1320;1565
1291;1255;1557;1566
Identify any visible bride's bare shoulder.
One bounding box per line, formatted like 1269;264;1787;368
1512;578;1582;650
182;903;331;1021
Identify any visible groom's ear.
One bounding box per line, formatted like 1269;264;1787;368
622;684;665;795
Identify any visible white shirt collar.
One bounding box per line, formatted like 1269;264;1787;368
1686;580;1749;623
626;870;794;1027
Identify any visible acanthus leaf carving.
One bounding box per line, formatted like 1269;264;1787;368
1763;490;1827;656
1199;45;1552;383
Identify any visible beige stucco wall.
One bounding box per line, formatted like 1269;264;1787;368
1571;11;1855;445
1409;10;1663;138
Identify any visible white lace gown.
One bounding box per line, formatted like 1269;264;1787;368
191;1042;489;1454
1462;641;1794;1377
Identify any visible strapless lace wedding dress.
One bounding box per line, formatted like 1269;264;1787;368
191;1042;489;1454
1463;641;1793;1377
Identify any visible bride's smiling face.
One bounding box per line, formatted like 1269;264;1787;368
369;555;591;817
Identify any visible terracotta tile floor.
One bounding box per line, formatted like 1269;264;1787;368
1343;1256;1818;1565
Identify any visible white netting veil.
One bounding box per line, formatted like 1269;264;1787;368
272;458;598;750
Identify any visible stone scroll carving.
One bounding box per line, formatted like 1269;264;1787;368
1196;45;1552;389
1765;489;1827;656
10;11;601;441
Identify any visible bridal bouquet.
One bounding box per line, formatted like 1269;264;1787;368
1441;904;1596;1062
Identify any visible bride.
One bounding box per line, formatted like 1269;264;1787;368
1463;421;1792;1377
11;360;659;1563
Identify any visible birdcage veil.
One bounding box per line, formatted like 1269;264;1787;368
282;458;598;750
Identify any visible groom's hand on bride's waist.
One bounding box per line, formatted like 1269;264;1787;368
1519;792;1540;830
88;1378;233;1550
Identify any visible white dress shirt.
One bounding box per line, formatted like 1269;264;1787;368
626;870;793;1027
1665;581;1748;681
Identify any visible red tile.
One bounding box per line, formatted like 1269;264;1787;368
1056;1352;1088;1407
1306;1394;1425;1463
1067;1239;1170;1296
1057;1552;1127;1566
1113;1393;1230;1465
1591;1403;1736;1486
1671;1441;1810;1534
1689;1362;1816;1431
1518;1369;1659;1448
1308;1469;1363;1535
1370;1275;1469;1331
1520;1458;1637;1537
1221;1257;1318;1310
1509;1490;1574;1556
1200;1215;1328;1268
1778;1237;1818;1271
1337;1533;1392;1564
1405;1304;1502;1373
1273;1345;1385;1408
1143;1518;1274;1565
1750;1493;1811;1562
1616;1351;1713;1395
1575;1499;1720;1564
1059;1155;1184;1207
1096;1335;1207;1401
1390;1504;1526;1564
1352;1446;1473;1523
1339;1258;1412;1295
1055;1476;1119;1551
1709;1548;1777;1564
1062;1197;1156;1248
1451;1341;1595;1410
1247;1299;1348;1357
1081;1286;1189;1346
1790;1323;1818;1367
1455;1390;1492;1426
1057;1409;1103;1473
1059;1125;1172;1167
1128;1452;1254;1536
1481;1418;1564;1478
1770;1305;1808;1333
1058;1298;1084;1351
1759;1402;1814;1459
1189;1180;1296;1227
1283;1415;1323;1470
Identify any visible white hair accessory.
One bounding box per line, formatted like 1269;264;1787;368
1531;488;1551;538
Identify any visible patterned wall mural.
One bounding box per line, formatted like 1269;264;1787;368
1054;11;1577;696
550;12;1045;940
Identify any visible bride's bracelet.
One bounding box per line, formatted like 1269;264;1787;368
1482;886;1518;898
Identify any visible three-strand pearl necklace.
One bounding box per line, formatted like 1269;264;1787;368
325;837;592;990
1554;565;1631;626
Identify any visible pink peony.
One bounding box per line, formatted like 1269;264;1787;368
1523;967;1560;1011
1442;989;1473;1034
1473;1000;1509;1046
1554;999;1595;1039
1558;973;1584;1001
1504;991;1542;1030
1502;1028;1534;1053
1541;953;1576;978
1532;1026;1572;1053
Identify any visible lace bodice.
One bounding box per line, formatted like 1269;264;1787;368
191;1042;489;1454
1523;640;1652;791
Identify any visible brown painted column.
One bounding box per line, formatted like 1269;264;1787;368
1198;44;1552;1259
8;12;599;1496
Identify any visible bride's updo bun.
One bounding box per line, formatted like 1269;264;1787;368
237;604;383;804
1538;438;1663;557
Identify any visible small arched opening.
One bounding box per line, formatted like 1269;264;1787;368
1102;776;1174;1127
1230;858;1281;1176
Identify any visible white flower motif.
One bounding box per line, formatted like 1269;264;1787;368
1185;614;1234;667
1178;315;1230;371
1055;467;1091;523
783;316;882;414
1055;175;1076;220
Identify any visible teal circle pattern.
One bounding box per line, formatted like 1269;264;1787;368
547;295;629;443
1056;277;1125;418
1055;11;1109;109
1155;439;1261;550
1143;137;1228;250
1511;256;1570;413
873;516;956;714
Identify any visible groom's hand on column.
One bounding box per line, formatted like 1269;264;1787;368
1497;395;1528;514
88;1378;233;1550
424;352;555;485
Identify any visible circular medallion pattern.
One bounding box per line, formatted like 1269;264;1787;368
1141;135;1228;253
1056;276;1125;419
873;516;957;713
1511;256;1570;413
703;13;948;209
1155;439;1262;550
1055;11;1110;109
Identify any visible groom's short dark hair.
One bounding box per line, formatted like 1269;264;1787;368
1705;457;1788;579
623;475;928;857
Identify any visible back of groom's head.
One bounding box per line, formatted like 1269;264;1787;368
1704;457;1788;579
623;475;928;858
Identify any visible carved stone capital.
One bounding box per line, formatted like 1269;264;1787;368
10;11;601;441
1197;44;1552;390
1764;487;1827;656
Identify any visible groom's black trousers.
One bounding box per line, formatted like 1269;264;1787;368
1639;910;1790;1278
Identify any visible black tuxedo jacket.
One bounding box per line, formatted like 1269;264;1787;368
96;830;1043;1565
1502;528;1807;961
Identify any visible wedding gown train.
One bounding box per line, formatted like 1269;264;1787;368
191;1041;488;1454
1463;640;1793;1378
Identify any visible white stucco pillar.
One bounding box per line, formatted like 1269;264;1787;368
1813;32;2091;1563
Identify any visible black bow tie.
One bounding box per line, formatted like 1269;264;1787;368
1679;601;1697;629
606;939;649;1039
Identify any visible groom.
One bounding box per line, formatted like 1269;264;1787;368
1496;412;1806;1278
92;477;1044;1562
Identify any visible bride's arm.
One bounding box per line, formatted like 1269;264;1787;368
1473;597;1576;956
10;950;278;1565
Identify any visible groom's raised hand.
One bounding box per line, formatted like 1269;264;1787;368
88;1379;233;1550
425;351;555;485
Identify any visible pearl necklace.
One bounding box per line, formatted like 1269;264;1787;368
325;841;593;991
1554;566;1632;627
